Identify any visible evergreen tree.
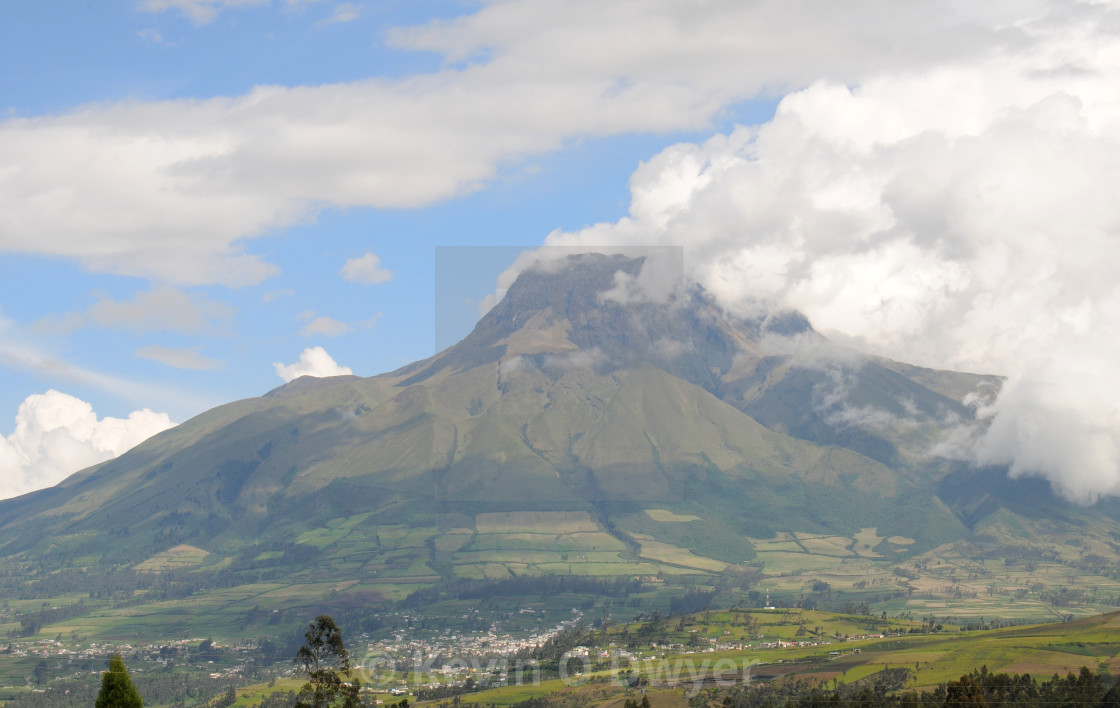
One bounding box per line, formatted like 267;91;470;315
95;653;144;708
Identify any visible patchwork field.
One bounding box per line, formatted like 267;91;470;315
237;611;1120;708
634;537;729;572
7;503;1120;708
476;511;601;534
133;544;211;572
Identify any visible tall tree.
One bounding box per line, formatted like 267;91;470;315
295;614;363;708
95;653;144;708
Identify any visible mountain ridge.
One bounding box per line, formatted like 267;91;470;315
0;253;1068;579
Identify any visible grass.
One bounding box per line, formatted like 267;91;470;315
377;526;438;548
597;611;1120;694
645;510;702;523
797;536;855;557
134;544;211;572
355;612;1120;708
841;664;885;682
475;512;600;534
457;678;571;706
467;532;624;552
852;528;886;558
24;609;1120;708
221;677;304;707
454;550;624;565
755;551;845;573
636;539;728;573
6;488;1120;689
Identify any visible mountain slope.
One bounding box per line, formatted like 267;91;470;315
0;254;1045;577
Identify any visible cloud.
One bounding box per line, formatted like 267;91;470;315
358;312;382;329
754;331;863;372
476;245;685;318
319;2;359;25
340;252;393;285
0;390;175;500
477;291;504;319
140;0;323;26
137;28;165;43
387;1;1028;84
273;346;353;382
597;247;684;305
298;316;352;337
136;344;223;370
0;1;1070;286
809;365;922;434
35;287;234;335
539;12;1120;502
7;0;1119;504
0;313;220;417
974;375;1120;503
651;337;693;361
261;288;294;303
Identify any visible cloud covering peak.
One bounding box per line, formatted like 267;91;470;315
545;17;1120;502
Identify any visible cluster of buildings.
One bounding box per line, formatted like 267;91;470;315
354;608;588;690
2;635;258;686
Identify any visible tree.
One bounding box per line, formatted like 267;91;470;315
1102;683;1120;708
295;614;363;708
95;653;144;708
945;673;988;707
213;685;237;708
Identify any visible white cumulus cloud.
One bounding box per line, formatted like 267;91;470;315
0;390;175;501
537;11;1120;503
0;0;1074;286
273;346;353;382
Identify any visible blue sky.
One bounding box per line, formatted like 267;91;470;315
3;0;1120;502
0;2;774;420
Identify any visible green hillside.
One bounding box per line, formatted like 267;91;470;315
2;253;1119;698
144;611;1120;708
0;256;1000;566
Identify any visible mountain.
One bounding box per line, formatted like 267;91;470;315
1;253;1116;603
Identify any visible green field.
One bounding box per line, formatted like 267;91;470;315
6;508;1120;654
449;612;1120;706
199;610;1120;707
5;492;1120;708
10;604;1119;707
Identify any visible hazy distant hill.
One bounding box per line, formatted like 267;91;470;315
2;253;1113;590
